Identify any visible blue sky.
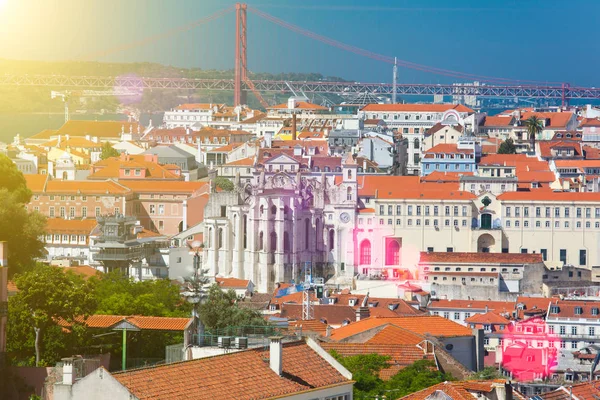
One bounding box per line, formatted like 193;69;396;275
0;0;598;86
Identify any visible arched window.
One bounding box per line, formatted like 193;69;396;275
360;240;371;265
243;215;247;249
259;231;264;251
329;229;335;250
270;231;277;252
260;205;264;216
347;186;352;201
305;218;310;250
284;232;290;252
386;240;400;265
324;166;331;172
347;169;352;179
218;228;223;249
271;205;277;215
414;138;420;149
233;215;237;250
208;228;213;248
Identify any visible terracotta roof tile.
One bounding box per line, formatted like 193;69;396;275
465;311;511;325
64;315;191;331
541;381;600;400
174;103;224;111
24;174;49;192
320;342;435;380
329;316;473;340
56;121;142;139
43;180;130;195
215;277;250;289
428;299;516;312
112;340;350;400
498;190;600;202
45;218;98;234
419;251;542;264
366;325;426;345
269;101;328;110
120;180;207;194
422;171;473;183
482;116;515;127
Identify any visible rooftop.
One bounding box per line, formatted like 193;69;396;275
420;252;543;265
112;340;351;400
361;103;474;113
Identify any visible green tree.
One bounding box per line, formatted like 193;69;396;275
470;366;502;380
383;359;453;399
0;154;32;203
330;351;391;398
198;284;267;331
329;352;452;400
214;176;234;192
0;155;46;275
497;138;516;154
7;265;97;366
525;115;544;152
100;142;119;160
91;271;190;317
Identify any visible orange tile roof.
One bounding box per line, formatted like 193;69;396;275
174;103;223;110
361;103;474;113
28;129;59;140
281;304;356;326
61;265;101;279
43;179;130;195
270;101;328;110
498;190;600;202
209;143;241;153
366;325;426;345
24;174;49;192
288;319;328;335
554;159;600;168
112;340;350;400
67;315;191;331
45;218;98;234
465;311;511;325
223;156;255;166
424;143;472;154
400;380;505;400
56;120;142;138
329;316;473;340
320;342;435;380
581;117;600;127
420;251;543;264
421;171;473;183
427;299;516;312
482;115;515;127
44;137;101;148
358;208;375;214
215;277;250;289
520;111;574;129
336;175;474;200
89;155;181;180
541;381;600;400
120;180;207;194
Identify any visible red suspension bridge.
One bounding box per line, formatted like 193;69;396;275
1;3;599;104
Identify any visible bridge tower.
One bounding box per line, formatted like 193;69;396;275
234;3;248;106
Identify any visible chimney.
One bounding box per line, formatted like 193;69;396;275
269;337;283;376
326;325;333;338
292;113;297;141
62;358;75;385
355;306;370;321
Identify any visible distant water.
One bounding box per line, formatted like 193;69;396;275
0;113;163;144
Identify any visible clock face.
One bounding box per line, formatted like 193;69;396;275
340;212;350;223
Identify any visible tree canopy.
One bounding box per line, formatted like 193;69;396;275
7;265;97;366
214;176;235;192
100;142;120;160
0;155;46;275
525;115;544;150
497;138;516;154
198;284;267;331
330;352;452;400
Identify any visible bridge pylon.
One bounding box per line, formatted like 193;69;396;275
234;3;248;106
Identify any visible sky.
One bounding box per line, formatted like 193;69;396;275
0;0;598;86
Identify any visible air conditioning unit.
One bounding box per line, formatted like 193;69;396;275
218;336;231;348
235;337;248;349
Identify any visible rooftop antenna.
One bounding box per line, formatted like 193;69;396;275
392;57;398;104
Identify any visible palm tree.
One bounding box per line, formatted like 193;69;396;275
525;116;544;153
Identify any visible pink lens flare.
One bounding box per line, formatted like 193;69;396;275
500;317;559;381
114;74;144;105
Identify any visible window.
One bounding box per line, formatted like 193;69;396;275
95;207;101;217
453;206;458;216
443;312;449;319
396;219;401;225
579;249;587;266
158;204;165;215
524;207;529;217
388;205;393;215
82;207;87;218
150;205;156;214
506;220;511;227
158;220;164;230
545;207;551;218
445;206;450;216
462;220;467;227
416;206;421;216
541;249;547;261
454;312;460;320
462;206;467;216
571;341;578;349
560;326;566;334
565;207;570;217
60;207;65;218
535;207;541;217
572;326;578;334
396;205;402;215
360;240;371;265
49;207;55;217
577;208;582;218
379;219;384;225
506;207;511;217
555;207;560;217
434;206;439;216
560;249;567;263
589;327;595;336
380;205;384;214
407;205;413;216
515;220;520;227
69;207;75;218
515;207;521;217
